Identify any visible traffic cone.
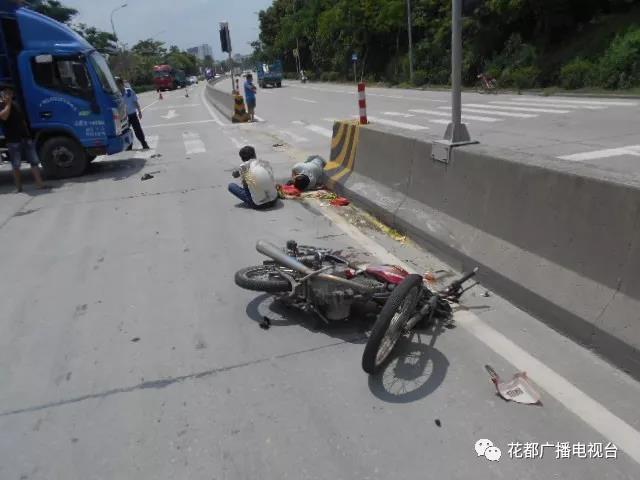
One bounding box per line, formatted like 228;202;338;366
232;94;250;123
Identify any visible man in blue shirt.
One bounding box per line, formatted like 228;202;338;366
116;78;150;150
244;74;257;122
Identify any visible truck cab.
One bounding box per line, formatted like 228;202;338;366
0;0;133;178
256;60;283;88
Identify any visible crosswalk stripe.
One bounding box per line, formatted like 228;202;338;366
491;101;604;111
512;97;638;107
558;145;640;161
411;108;500;123
182;132;206;154
463;104;570;114
366;116;429;131
383;112;415;118
462;107;537;118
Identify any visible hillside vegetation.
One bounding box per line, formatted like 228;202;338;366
253;0;640;90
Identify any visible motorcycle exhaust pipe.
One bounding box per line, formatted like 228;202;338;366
256;240;378;294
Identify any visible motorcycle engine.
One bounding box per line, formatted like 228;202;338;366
309;270;355;321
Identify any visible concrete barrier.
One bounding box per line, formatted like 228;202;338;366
329;120;640;377
205;78;234;121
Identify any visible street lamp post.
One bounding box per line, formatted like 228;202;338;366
431;0;477;163
407;0;414;84
110;3;128;47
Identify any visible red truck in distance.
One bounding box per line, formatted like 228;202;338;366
153;65;186;91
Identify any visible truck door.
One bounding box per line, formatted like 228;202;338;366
24;53;107;147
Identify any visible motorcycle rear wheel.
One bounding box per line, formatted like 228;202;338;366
362;274;423;374
235;266;292;293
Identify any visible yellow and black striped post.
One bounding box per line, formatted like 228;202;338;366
232;94;250;123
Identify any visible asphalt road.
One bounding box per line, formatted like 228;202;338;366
216;78;640;177
1;83;640;479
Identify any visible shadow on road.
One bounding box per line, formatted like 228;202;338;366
245;293;372;345
0;156;147;196
367;334;450;404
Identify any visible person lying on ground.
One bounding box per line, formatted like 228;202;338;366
228;145;279;209
290;155;327;192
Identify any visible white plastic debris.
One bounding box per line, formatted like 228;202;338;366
485;365;542;406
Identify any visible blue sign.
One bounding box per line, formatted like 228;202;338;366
352;53;358;62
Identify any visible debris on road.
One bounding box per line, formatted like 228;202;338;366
482;291;491;298
131;337;141;343
150;154;162;159
330;197;350;207
141;173;155;181
435;419;442;427
260;316;272;330
485;365;542;405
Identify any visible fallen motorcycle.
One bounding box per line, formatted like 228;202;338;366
235;240;478;373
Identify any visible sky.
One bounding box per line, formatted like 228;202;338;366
63;0;274;55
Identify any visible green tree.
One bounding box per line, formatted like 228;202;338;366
30;0;78;24
75;23;117;53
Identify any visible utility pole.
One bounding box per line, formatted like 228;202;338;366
407;0;414;84
431;0;476;163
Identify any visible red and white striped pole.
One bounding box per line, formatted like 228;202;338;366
358;82;368;125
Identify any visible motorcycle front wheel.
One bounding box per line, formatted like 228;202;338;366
234;266;292;293
362;274;423;374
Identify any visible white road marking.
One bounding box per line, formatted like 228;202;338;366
161;109;179;120
365;116;430;131
411;108;500;123
383;112;415;118
558;145;640;161
182;132;206;154
304;124;333;138
292;97;318;104
491;101;604;111
312;200;640;467
462;104;571;114
512;97;639;107
145;119;219;129
228;136;243;149
279;129;309;143
147;104;200;111
141;99;160;112
200;86;225;126
462;107;537;118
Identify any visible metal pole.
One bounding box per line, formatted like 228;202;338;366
229;52;234;93
451;0;463;133
407;0;414;84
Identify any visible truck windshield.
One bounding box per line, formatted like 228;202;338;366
90;52;119;95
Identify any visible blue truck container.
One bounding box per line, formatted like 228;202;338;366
0;0;132;178
256;60;283;88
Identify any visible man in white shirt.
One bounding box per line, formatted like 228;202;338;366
116;77;149;150
229;146;279;209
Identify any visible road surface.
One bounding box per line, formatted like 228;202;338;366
1;83;639;479
217;78;640;176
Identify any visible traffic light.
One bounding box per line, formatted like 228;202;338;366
219;22;232;53
462;0;483;16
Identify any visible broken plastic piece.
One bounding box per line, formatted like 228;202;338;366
141;173;154;181
260;316;272;330
485;365;542;405
330;197;350;207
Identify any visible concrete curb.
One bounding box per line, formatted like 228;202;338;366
328;120;640;379
205;78;234;121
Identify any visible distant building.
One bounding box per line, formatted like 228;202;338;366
188;44;214;61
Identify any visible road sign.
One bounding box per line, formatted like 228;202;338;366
352;53;358;62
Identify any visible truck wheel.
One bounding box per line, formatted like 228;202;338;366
39;136;88;178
